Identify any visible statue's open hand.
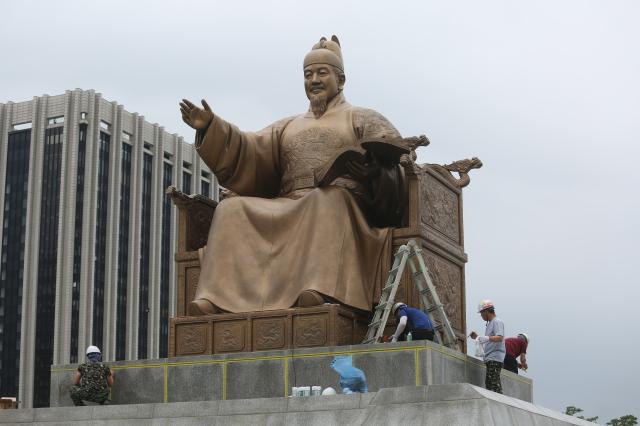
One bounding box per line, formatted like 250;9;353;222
346;160;381;182
180;99;214;130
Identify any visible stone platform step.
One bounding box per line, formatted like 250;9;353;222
1;384;593;425
50;340;532;407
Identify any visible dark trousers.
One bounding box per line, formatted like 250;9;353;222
503;355;519;374
401;329;435;341
70;386;108;406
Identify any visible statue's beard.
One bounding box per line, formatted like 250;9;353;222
310;94;328;118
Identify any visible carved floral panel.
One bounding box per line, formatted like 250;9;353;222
420;173;460;243
214;321;246;353
253;318;286;350
293;315;327;347
422;252;463;332
175;323;208;356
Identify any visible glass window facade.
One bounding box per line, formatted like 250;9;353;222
159;162;173;358
201;180;210;198
92;131;110;349
138;153;153;359
33;126;63;407
70;124;87;363
0;129;31;399
115;143;132;361
182;171;191;194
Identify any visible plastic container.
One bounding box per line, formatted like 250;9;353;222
311;386;322;396
302;386;311;397
407;331;413;341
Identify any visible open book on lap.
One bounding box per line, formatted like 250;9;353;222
314;138;410;186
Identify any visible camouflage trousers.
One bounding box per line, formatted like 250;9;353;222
485;361;503;394
70;385;109;406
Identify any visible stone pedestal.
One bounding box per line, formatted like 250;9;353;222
169;305;369;357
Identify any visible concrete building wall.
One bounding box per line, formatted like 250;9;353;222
0;89;217;408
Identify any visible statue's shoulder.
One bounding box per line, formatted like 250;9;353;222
274;115;297;128
350;106;402;139
256;115;297;138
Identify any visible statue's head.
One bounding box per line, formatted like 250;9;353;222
304;35;346;118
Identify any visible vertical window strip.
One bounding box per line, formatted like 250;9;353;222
70;124;87;363
159;162;173;358
115;143;132;361
138;153;153;359
92;132;110;350
0;130;31;398
33;127;63;407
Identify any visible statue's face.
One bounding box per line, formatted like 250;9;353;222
304;64;341;101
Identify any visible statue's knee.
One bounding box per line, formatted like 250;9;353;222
216;197;244;218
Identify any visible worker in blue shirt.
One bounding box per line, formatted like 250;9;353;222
390;302;435;342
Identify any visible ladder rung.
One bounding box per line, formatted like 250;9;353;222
382;284;396;292
374;302;390;311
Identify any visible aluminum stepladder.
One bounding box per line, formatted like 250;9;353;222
362;239;460;351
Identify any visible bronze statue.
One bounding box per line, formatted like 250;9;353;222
179;36;408;315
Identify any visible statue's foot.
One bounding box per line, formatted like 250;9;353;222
296;290;325;307
187;299;220;316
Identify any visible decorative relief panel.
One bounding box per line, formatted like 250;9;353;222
175;323;208;356
186;203;215;251
214;321;246;353
185;266;200;304
294;315;327;347
423;252;463;332
337;315;353;346
253;318;285;350
420;173;460;243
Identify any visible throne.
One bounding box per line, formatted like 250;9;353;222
167;140;480;356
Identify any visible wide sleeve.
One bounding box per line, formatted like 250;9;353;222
195;115;294;198
352;108;408;227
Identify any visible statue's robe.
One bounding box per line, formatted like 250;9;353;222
194;93;405;312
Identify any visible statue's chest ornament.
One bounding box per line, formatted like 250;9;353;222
281;126;350;174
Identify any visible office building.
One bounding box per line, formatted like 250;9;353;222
0;89;217;407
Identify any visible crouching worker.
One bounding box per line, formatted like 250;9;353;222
71;346;114;406
391;302;435;342
504;333;529;374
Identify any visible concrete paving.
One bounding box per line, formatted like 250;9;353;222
0;384;593;425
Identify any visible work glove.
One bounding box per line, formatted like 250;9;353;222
477;336;489;344
391;336;398;343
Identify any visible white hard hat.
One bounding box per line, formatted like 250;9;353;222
321;387;337;395
518;333;529;344
86;345;101;355
392;302;406;315
477;300;494;313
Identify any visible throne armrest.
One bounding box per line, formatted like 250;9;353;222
166;186;218;253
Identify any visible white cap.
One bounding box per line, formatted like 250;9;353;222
321;387;337;395
392;302;406;315
86;345;101;355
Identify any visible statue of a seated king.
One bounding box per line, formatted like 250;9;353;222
179;35;408;315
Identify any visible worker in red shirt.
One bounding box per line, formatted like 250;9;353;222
504;333;529;374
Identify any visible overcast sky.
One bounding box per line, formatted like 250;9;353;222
2;0;639;421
